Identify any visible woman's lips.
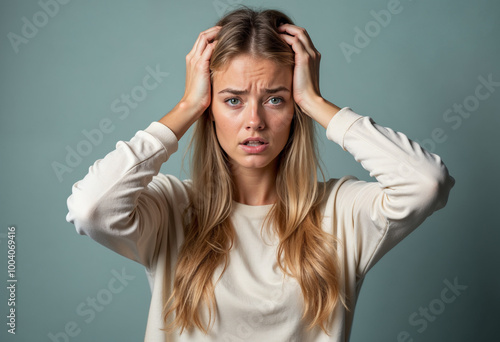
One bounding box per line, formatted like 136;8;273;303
239;142;269;153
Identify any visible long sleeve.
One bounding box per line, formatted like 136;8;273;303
325;107;455;278
66;121;189;270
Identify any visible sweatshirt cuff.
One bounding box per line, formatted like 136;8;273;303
143;121;179;155
326;107;364;151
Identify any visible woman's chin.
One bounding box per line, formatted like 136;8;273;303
230;155;279;172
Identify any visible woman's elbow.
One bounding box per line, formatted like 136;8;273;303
433;170;455;211
420;166;456;212
66;191;100;236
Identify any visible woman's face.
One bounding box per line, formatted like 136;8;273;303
211;54;294;174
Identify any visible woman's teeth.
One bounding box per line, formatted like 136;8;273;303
246;141;264;146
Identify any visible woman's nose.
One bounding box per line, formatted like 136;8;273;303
245;102;265;130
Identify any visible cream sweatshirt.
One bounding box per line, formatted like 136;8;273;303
66;107;455;341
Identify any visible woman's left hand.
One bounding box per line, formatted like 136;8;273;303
278;23;323;116
278;23;341;128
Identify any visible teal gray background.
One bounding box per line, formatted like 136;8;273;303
1;0;498;340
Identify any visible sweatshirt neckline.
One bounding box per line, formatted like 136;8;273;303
232;200;274;217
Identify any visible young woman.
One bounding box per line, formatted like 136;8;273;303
66;7;455;342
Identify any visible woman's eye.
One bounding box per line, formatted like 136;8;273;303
226;98;241;106
269;97;283;105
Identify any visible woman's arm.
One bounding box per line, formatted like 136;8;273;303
324;106;455;276
278;23;455;276
66;122;184;269
66;25;221;269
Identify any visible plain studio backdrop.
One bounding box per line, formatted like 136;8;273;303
0;0;498;341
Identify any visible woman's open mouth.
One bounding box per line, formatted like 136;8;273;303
239;141;269;153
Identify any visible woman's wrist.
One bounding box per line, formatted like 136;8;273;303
299;96;341;129
158;100;204;141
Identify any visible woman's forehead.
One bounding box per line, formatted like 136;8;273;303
212;54;292;91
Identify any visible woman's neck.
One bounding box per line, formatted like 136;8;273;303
231;162;278;206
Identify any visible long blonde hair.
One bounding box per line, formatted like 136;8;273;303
162;7;348;336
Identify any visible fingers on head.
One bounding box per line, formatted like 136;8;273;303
192;26;220;57
200;26;222;41
202;40;216;59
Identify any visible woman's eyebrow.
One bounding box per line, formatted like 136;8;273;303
218;86;290;95
218;88;247;95
264;86;290;94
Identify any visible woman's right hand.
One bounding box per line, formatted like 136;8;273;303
159;26;221;140
181;25;221;117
